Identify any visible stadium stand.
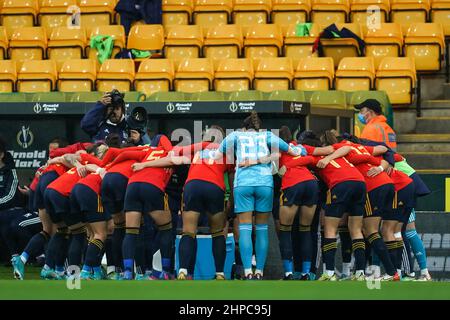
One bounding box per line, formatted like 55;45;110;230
58;58;97;92
0;59;16;92
162;0;194;26
16;59;57;92
174;57;214;92
293;57;335;90
335;56;376;91
192;0;233;30
38;0;78;35
0;0;39;38
214;57;254;92
47;26;87;70
95;58;135;92
253;57;294;91
134;58;175;95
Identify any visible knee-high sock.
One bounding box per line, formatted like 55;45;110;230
385;240;400;271
68;226;87;266
158;222;174;273
21;231;50;264
255;224;269;274
211;230;226;274
178;232;195;271
238;223;253;274
112;222;125;272
134;227;146;275
367;232;395;276
45;230;66;269
406;229;427;271
322;238;337;272
339;227;352;264
188;237;197;276
299;224;312;274
291;225;302;273
82;239;104;272
401;231;414;274
395;239;404;271
352;239;366;272
122;227;140;273
279;224;293;274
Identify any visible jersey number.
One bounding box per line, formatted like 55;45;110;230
146;150;165;161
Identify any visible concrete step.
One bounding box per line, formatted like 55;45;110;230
415;116;450;134
420;100;450;117
415;169;450;175
444;83;450;100
401;152;450;170
397;134;450;152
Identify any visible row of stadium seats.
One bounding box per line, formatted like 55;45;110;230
0;0;449;36
0;89;390;111
0;23;445;72
0;57;416;104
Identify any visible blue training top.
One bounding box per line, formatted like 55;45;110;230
219;130;290;188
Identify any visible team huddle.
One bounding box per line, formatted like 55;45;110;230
9;110;432;282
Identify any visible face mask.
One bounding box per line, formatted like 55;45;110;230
358;113;367;125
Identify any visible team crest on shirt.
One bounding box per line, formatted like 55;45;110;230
332;195;337;200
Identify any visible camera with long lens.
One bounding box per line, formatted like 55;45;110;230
106;89;125;108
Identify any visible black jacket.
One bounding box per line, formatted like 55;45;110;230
0;152;24;210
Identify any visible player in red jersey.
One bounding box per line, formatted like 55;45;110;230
116;141;174;280
282;136;367;281
40;144;108;279
324;131;400;281
100;135;172;279
143;126;234;280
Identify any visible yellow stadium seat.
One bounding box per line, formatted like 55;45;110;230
232;0;271;28
58;59;97;92
134;59;175;96
88;25;126;60
283;23;320;66
0;27;8;59
38;0;78;35
294;57;334;90
311;0;350;24
214;60;247;85
319;23;363;66
203;25;243;62
0;60;16;92
335;57;375;91
431;0;450;36
17;60;57;92
391;0;430;34
127;24;165;60
0;0;39;38
193;0;233;30
79;0;116;35
9;27;47;69
96;59;135;92
365;23;403;68
375;57;416;105
214;58;254;91
243;24;283;59
272;0;310;28
174;58;214;92
254;57;294;92
350;0;390;27
404;22;445;72
164;25;203;65
162;0;194;26
47;27;87;70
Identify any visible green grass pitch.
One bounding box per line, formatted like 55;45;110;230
1;267;450;300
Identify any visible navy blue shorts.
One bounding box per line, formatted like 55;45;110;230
101;172;128;216
365;184;395;219
34;171;59;210
325;181;366;218
386;182;416;223
44;188;70;224
183;180;225;214
71;184;110;224
281;180;319;207
410;172;431;198
124;182;166;214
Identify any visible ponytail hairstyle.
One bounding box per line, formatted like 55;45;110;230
279;125;293;143
320;130;339;146
243;111;262;131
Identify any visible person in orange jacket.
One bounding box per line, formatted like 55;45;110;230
356;99;397;151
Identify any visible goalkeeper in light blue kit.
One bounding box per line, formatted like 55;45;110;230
215;111;304;280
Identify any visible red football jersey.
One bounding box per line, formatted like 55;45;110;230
42;163;68;176
287;155;365;189
77;173;102;195
127;146;173;191
389;169;413;191
46;154;101;197
280;141;316;190
333;142;393;192
303;144;316;155
176;142;233;190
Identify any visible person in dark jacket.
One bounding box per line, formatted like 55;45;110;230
81;91;129;144
0;140;24;211
115;0;162;35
